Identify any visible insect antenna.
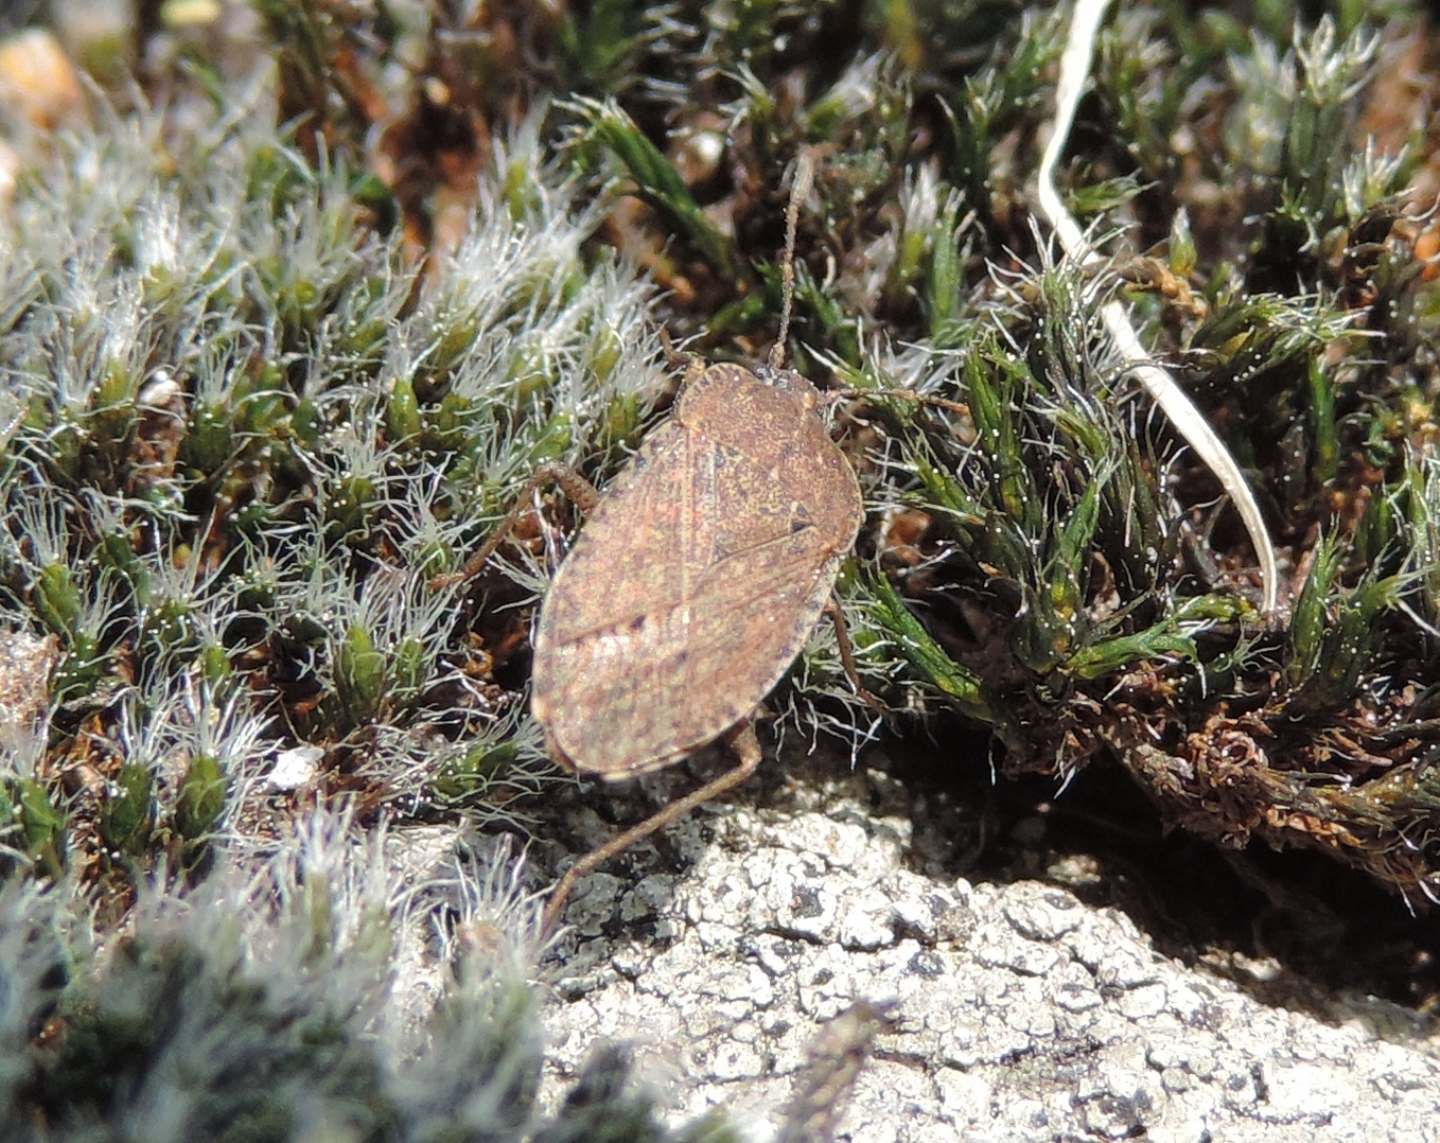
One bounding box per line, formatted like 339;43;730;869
769;149;816;373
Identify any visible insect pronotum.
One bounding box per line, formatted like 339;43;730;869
436;153;878;934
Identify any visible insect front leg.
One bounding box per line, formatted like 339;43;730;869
825;386;971;418
429;463;601;591
658;327;708;389
539;722;764;936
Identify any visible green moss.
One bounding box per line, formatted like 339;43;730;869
3;0;1440;1132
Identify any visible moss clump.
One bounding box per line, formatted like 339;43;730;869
3;0;1440;1133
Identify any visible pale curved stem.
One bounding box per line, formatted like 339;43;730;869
1035;0;1279;616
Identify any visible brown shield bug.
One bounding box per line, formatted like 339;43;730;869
436;154;882;933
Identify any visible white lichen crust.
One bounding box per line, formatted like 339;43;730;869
537;757;1440;1141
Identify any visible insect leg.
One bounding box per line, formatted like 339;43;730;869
826;387;971;417
823;596;884;709
429;463;601;591
539;722;764;936
658;327;708;388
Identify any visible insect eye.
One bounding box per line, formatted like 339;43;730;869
761;367;810;395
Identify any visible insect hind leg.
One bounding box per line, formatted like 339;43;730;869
540;722;763;936
824;596;884;710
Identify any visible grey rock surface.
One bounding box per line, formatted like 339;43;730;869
533;755;1440;1141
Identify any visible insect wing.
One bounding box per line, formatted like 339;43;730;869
533;372;862;776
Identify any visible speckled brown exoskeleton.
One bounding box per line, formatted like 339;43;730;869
435;154;880;933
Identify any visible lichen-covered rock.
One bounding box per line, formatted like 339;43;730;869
536;762;1440;1140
